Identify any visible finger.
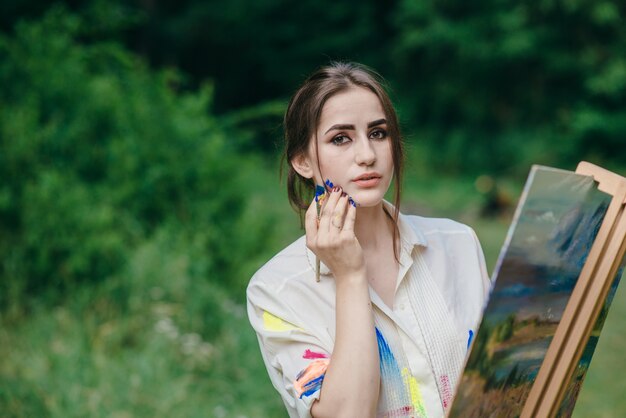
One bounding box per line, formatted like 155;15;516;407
342;198;357;233
330;194;349;232
304;197;319;244
318;186;342;232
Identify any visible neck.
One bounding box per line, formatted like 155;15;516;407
354;202;395;251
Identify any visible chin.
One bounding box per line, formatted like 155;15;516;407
351;191;387;208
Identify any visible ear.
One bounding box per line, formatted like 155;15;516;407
291;152;314;179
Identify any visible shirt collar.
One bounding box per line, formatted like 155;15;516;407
382;200;428;251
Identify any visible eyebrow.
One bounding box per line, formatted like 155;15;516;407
324;118;387;134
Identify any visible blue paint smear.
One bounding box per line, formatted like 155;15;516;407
467;329;474;349
376;327;417;414
376;327;392;361
299;375;325;398
376;327;401;375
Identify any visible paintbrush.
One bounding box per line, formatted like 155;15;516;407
314;181;333;282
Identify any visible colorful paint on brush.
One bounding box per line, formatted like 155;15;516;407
262;311;300;332
294;358;329;398
316;180;357;207
376;327;428;417
315;184;327;203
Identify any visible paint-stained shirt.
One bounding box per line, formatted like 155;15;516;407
247;208;491;418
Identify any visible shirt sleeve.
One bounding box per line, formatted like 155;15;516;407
469;226;492;305
247;277;331;418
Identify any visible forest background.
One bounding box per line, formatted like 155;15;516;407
1;0;625;416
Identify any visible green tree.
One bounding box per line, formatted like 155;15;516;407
391;0;626;173
0;7;273;309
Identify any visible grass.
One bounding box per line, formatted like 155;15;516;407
572;271;626;418
0;238;287;418
1;162;625;417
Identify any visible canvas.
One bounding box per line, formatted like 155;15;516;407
449;166;625;418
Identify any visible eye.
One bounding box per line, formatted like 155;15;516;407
331;134;351;146
369;128;388;140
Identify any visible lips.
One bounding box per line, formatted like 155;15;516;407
352;172;382;187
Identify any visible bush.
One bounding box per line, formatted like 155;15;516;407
0;7;276;309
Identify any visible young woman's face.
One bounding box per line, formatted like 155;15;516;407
307;86;394;207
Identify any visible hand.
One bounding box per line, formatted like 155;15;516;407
305;186;365;281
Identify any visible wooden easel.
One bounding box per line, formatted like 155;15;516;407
521;162;626;417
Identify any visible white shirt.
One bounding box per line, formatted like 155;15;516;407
247;208;491;418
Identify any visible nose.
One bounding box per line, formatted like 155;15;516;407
354;135;376;166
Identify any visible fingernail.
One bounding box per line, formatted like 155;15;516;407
332;186;341;193
341;191;347;197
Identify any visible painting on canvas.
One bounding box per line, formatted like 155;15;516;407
449;166;624;418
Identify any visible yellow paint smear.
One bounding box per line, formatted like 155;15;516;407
263;311;300;332
402;367;428;417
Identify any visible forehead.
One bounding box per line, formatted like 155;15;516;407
318;87;385;128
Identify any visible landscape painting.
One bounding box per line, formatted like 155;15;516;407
449;166;618;418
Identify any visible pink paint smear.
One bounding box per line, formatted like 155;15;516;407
303;349;329;359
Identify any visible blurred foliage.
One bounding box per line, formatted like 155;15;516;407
0;227;287;416
2;0;624;175
392;0;626;174
0;7;277;311
0;9;289;414
0;2;625;416
116;0;394;112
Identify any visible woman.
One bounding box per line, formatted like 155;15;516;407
247;62;490;418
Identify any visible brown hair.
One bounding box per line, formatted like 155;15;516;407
282;61;405;257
